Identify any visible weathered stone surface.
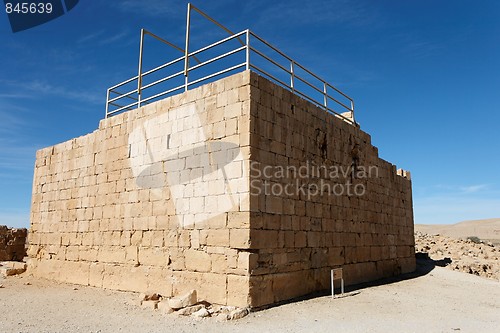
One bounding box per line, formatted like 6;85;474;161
229;308;249;320
157;301;174;314
27;70;414;309
176;304;204;316
0;261;27;277
168;290;197;310
192;307;210;318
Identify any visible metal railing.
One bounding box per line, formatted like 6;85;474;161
105;7;355;124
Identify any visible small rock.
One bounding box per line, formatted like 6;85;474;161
24;282;31;286
176;304;204;316
157;301;174;315
192;307;210;318
229;308;249;320
168;290;197;309
0;284;4;288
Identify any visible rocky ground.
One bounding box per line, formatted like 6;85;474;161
415;231;500;281
1;262;499;333
1;230;499;332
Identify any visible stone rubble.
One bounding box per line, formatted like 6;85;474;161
415;231;499;280
139;289;249;320
0;261;27;277
168;290;197;310
0;226;27;261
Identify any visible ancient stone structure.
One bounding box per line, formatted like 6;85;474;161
0;225;27;261
28;71;415;308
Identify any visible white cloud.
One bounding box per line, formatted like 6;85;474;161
23;80;102;105
459;184;489;194
98;31;130;46
77;30;106;44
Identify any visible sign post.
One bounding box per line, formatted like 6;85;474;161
331;268;344;298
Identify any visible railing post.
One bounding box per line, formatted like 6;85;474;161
137;28;145;108
245;30;250;70
290;60;295;92
350;100;355;122
323;82;328;110
105;88;110;119
184;3;191;92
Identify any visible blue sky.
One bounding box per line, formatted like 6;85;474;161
1;0;499;228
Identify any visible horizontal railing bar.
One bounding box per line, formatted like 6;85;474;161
107;101;139;115
108;101;126;108
142;55;185;77
188;62;246;87
294;75;351;111
188;46;246;72
108;89;139;103
326;82;353;102
293;61;329;88
293;88;324;108
189;30;247;58
250;64;290;90
326;95;353;112
140;85;185;104
249;46;292;75
141;70;184;91
249;31;293;62
190;4;245;46
143;29;202;65
292;88;353;123
110;93;138;101
108;76;138;91
294;75;326;98
106;28;355;124
248;30;353;106
108;102;128;108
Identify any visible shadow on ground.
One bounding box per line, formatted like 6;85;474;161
256;253;451;311
340;253;452;294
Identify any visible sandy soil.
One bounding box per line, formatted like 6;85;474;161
416;218;500;244
1;261;499;333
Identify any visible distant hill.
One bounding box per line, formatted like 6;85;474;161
415;218;500;244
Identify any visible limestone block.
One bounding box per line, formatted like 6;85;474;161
227;275;250;307
227;212;250;229
138;247;169;267
184;249;211;272
229;229;250;249
206;230;230;247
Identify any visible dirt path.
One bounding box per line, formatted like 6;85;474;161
1;262;499;333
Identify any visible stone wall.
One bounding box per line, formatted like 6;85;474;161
29;72;253;307
28;70;414;308
0;226;27;261
245;74;414;307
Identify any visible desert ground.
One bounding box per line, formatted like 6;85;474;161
2;219;499;333
1;254;499;332
415;218;500;245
